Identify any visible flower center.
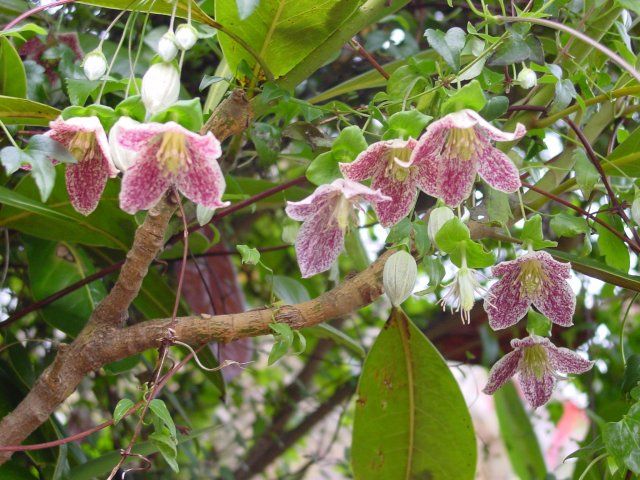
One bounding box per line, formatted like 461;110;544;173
334;195;355;232
156;131;189;176
69;131;97;162
384;146;413;182
517;259;547;298
522;344;549;380
442;128;477;161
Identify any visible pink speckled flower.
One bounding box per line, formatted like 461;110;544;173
116;121;229;214
483;335;593;408
339;138;418;227
411;109;526;207
46;116;118;215
285;179;390;278
484;251;575;330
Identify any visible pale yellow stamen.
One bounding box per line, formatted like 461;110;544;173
442;128;477;161
69;131;97;162
384;146;414;182
522;344;549;380
334;196;354;231
517;259;548;298
156;131;189;176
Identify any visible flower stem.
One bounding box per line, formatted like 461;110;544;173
0;120;19;149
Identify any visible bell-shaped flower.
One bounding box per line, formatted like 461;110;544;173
439;264;484;324
285;179;390;278
411;109;526;207
82;49;107;81
109;116;139;172
483;335;593;408
158;30;178;62
46;116;118;215
484;251;575;330
339;139;418;227
115;121;229;214
175;24;198;50
141;62;180;116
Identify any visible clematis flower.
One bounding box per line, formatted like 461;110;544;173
116;121;229;214
410;109;526;207
484;250;575;330
339;139;418;227
483;335;594;408
439;264;484;324
285;178;390;278
46;116;118;215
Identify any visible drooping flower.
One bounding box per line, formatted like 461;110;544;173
175;24;198;50
116;121;229;214
285;179;390;278
439;264;484;324
141;62;180;116
517;67;538;89
82;49;107;81
427;206;455;243
108;116;139;172
339;139;418;227
383;250;417;307
158;30;178;62
46;116;118;215
484;250;575;330
410;109;526;207
483;335;593;408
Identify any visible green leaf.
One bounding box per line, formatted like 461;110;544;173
435;217;495;267
0;146;30;175
215;0;361;78
550;213;589;238
115;95;146;122
270;322;294;345
113;399;135;424
486;189;512;225
480;95;509;121
386;218;412;244
149;399;177;439
526;310;552;337
303;324;365;359
352;309;476;479
574;149;599;198
424;27;465;71
595;212;630;273
150;98;203;131
0;95;60;126
150;432;179;472
77;0;213;24
236;0;260;19
0;37;26;98
61;104;118;131
494;381;547;479
520;214;557;250
604;402;640;474
236;244;260;265
307;126;366;185
273;275;310;304
487;37;532;66
0;23;47;40
267;338;290;365
622;355;640;395
442;80;486;115
382;110;432;140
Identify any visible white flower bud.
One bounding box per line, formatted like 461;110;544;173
517;67;537;90
109;116;139;172
158;31;178;62
428;206;455;244
83;49;107;81
632;195;640;226
383;250;417;307
175;24;198;51
141;62;180;115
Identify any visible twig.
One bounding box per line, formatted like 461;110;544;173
349;38;389;79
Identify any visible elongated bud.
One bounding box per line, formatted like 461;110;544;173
632;192;640;226
141;62;180;115
517;67;537;89
158;31;178;62
83;49;107;81
383;250;417;307
175;24;198;50
428;206;455;244
109;116;139;172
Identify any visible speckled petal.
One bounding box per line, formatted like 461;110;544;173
119;144;172;214
476;143;521;194
295;200;344;278
285;184;341;221
518;367;555;409
465;109;527;142
370;170;419;227
532;253;576;327
485;264;531;330
176;132;229;210
338;140;388;181
547;344;594;374
483;349;522;395
333;178;391;204
116;122;171;151
412;121;449;198
437;153;478;207
65;158;109;215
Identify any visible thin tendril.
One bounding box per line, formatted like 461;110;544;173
620;292;638;367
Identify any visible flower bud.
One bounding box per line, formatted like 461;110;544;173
632;194;640;226
383;250;417;307
83;49;107;81
158;31;178;62
517;67;537;90
141;62;180;115
428;206;455;244
109;116;139;172
175;24;198;50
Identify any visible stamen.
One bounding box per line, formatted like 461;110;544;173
441;128;477;161
156;131;189;176
69;131;96;162
517;259;547;298
522;344;550;380
384;145;413;182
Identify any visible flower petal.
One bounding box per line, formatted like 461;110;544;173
483;349;523;395
333;178;390;204
117;121;172;151
476;144;521;194
176;132;229;210
547;345;594;374
518;367;555;409
65;157;109;215
119;150;172;214
465;109;527;142
485;267;531;330
437;153;478;207
294;201;345;277
412;122;448;198
532;254;576;327
285;184;341;221
339;141;388;181
370;169;419;227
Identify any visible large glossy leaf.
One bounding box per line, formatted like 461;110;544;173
0;37;26;98
215;0;361;78
0;96;59;126
25;237;107;336
494;381;547;479
77;0;213;25
0;173;136;250
352;308;476;479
